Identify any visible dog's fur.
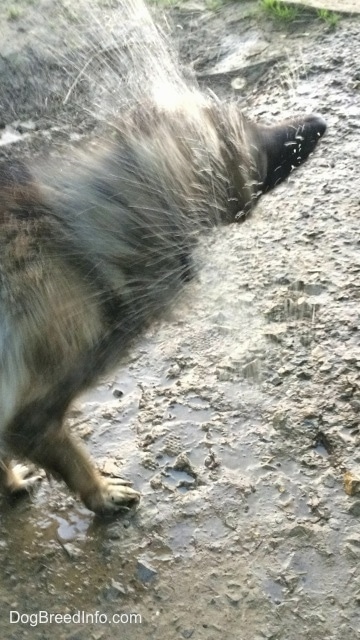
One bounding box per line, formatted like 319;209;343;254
0;94;326;514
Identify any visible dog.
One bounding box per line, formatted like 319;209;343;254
0;89;326;515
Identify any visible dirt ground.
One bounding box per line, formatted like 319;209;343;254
0;1;360;639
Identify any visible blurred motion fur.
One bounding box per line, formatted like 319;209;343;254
0;87;326;514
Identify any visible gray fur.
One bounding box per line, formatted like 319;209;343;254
0;47;326;515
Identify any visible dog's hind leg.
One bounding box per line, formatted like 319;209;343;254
29;427;140;514
4;407;140;515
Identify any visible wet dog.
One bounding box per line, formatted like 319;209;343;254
0;93;326;515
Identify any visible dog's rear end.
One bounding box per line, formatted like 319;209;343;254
0;90;326;515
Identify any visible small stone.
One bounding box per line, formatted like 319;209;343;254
297;369;312;380
62;543;82;560
102;580;127;601
344;471;360;496
344;542;360;559
102;460;122;476
348;501;360;518
224;514;238;530
150;474;163;490
317;470;336;489
137;559;158;584
264;326;286;343
311;345;325;359
347;534;360;546
205;451;220;470
343;352;357;364
226;592;241;605
173;453;197;478
274;274;290;285
350;399;360;411
110;580;127;596
272;411;288;430
287;524;312;538
181;630;195;639
112;388;124;398
167;363;181;378
319;363;332;373
277;365;295;376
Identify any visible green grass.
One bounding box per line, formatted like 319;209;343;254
260;0;340;27
7;6;23;20
260;0;298;22
316;8;340;27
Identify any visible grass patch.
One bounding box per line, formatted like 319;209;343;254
316;8;340;27
260;0;340;27
7;6;23;20
260;0;298;22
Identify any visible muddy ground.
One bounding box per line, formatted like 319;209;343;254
0;0;360;638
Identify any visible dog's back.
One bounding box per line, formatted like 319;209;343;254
0;75;326;516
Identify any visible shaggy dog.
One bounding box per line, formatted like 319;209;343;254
0;52;326;515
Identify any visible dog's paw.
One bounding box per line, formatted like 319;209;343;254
8;464;43;495
85;477;141;515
